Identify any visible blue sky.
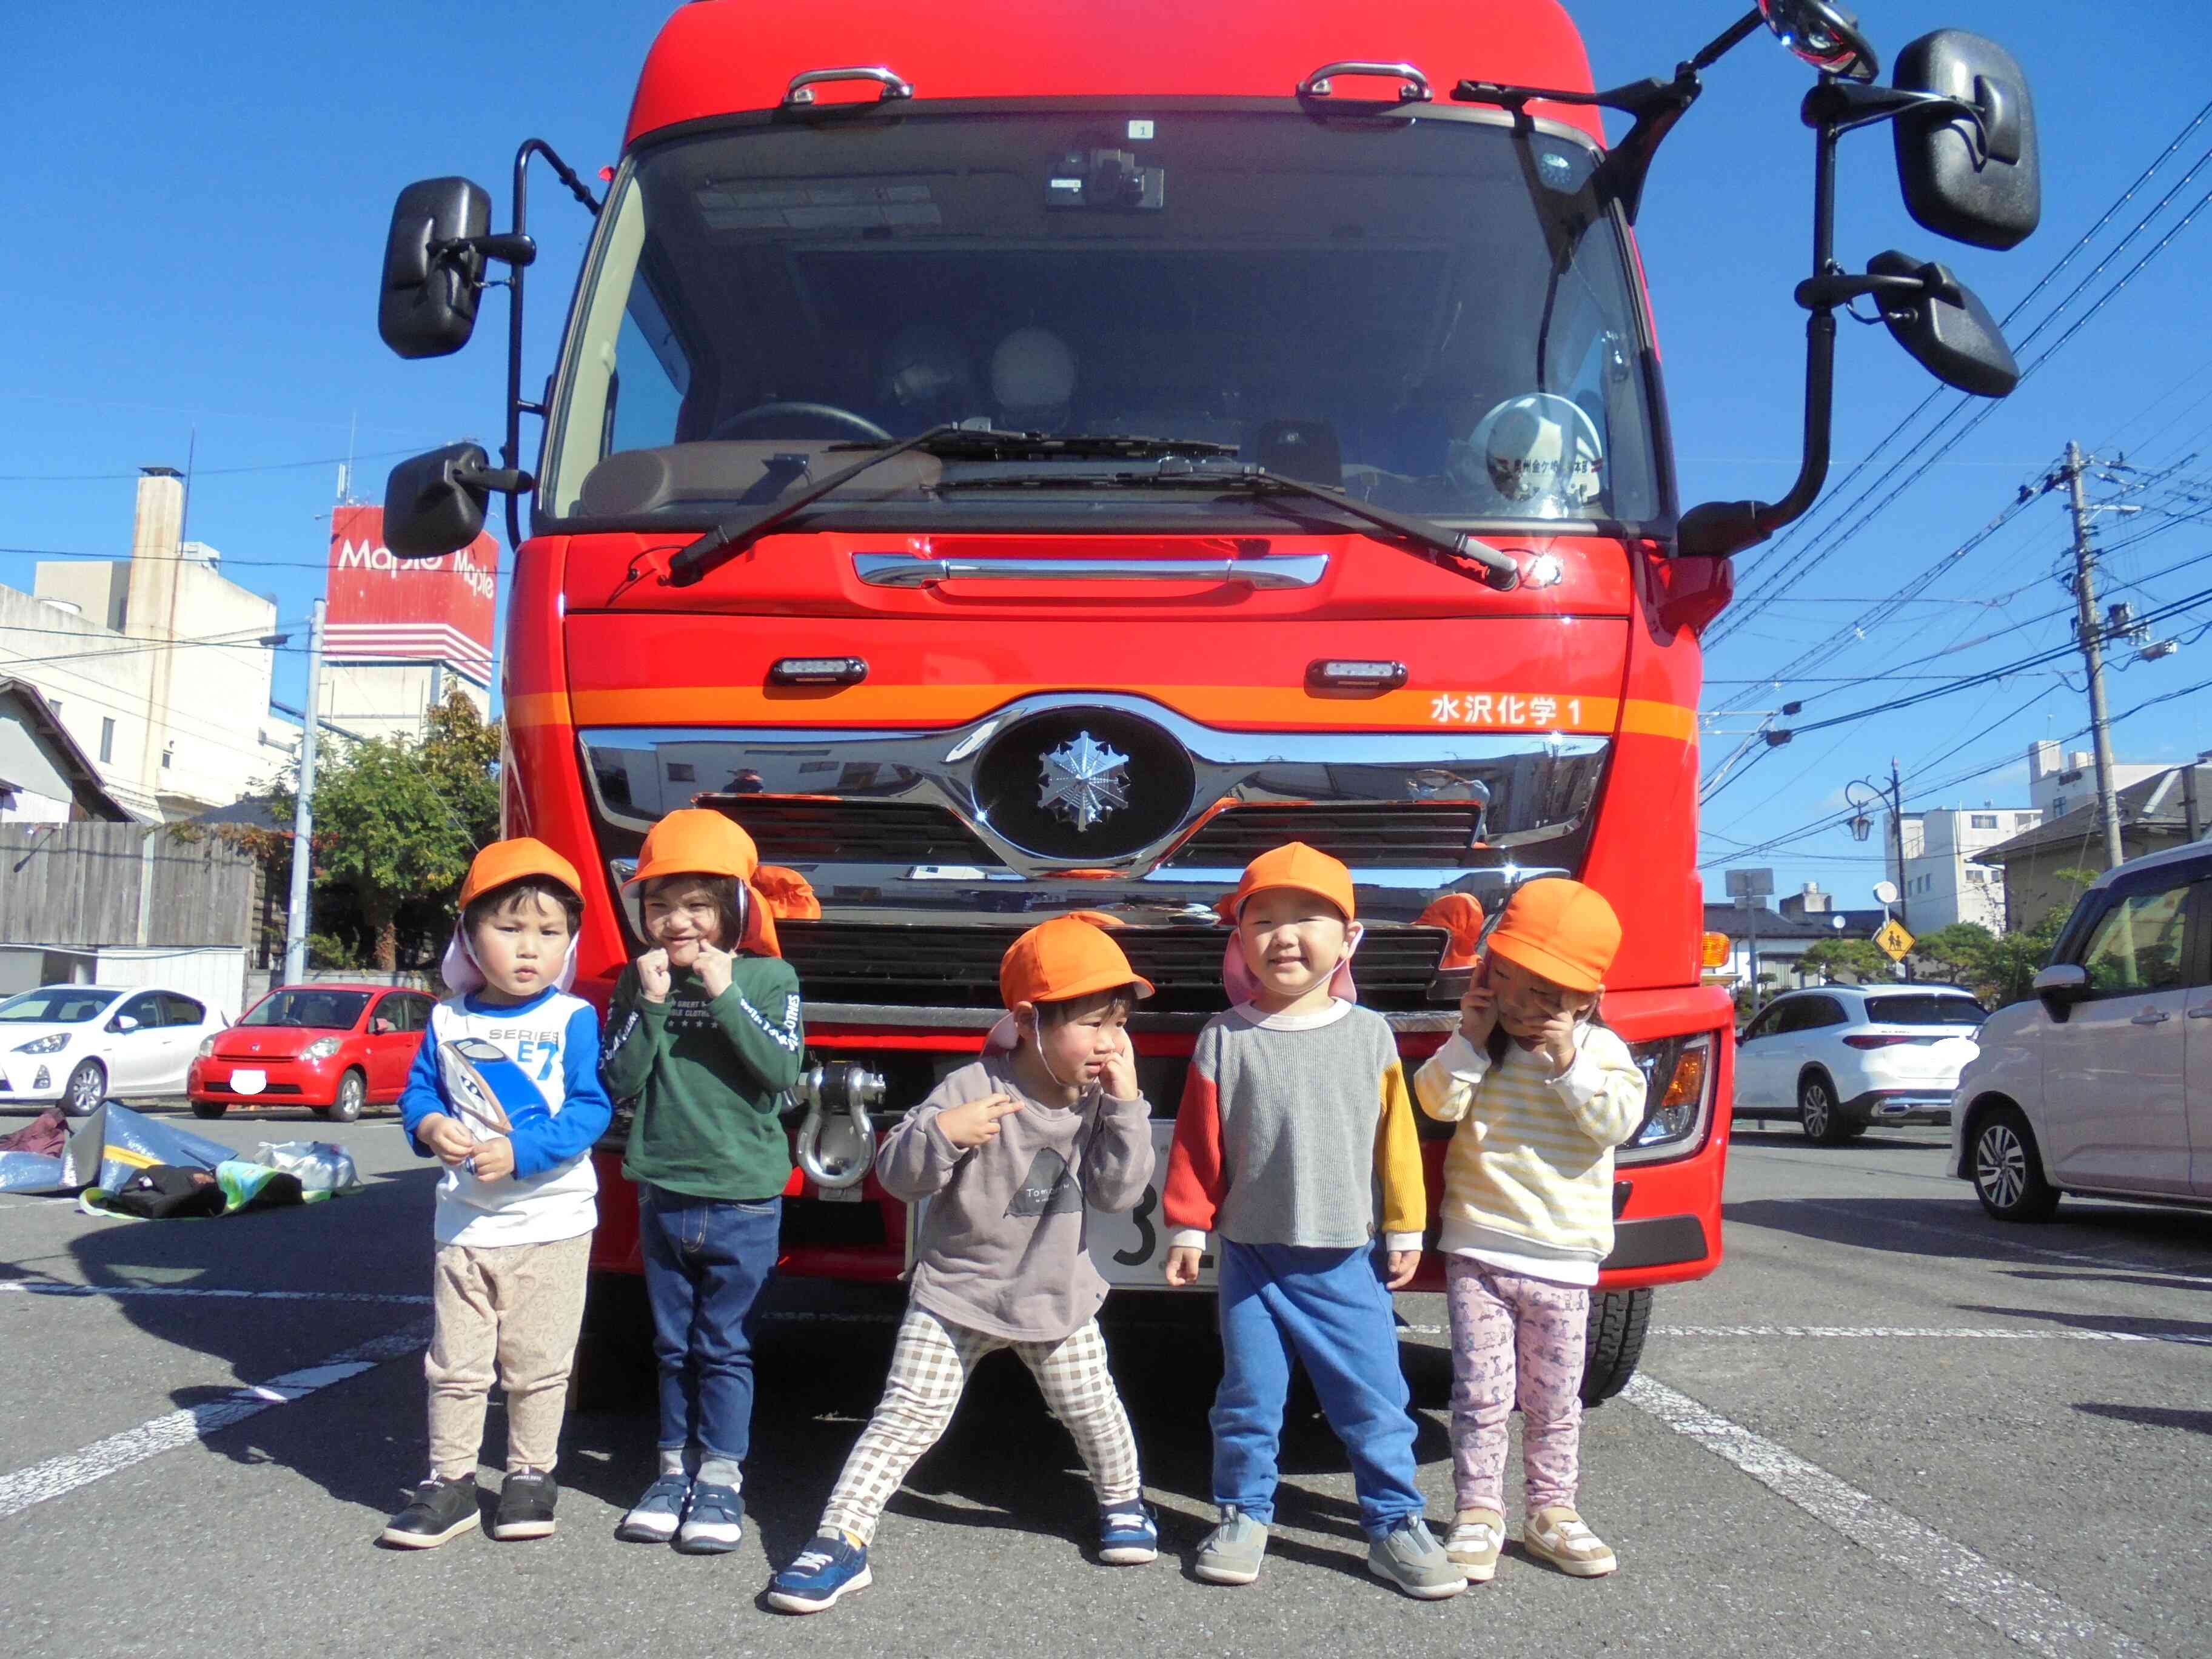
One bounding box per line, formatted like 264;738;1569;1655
5;4;2208;910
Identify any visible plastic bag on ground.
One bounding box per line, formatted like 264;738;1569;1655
253;1141;361;1195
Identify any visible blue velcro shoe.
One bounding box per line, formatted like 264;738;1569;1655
615;1472;691;1544
766;1533;872;1613
675;1482;745;1553
1098;1499;1159;1565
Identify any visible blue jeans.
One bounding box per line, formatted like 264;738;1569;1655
1211;1238;1425;1537
638;1184;781;1463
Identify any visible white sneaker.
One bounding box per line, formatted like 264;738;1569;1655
1444;1512;1504;1581
1524;1506;1617;1577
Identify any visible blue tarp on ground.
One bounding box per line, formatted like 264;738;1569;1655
60;1101;233;1195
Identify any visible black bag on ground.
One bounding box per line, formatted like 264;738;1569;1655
103;1165;226;1220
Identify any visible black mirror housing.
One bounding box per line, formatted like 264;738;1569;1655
1892;31;2040;250
378;177;492;360
384;443;491;558
1868;251;2019;397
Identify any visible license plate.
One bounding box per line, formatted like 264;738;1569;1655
1084;1122;1216;1289
231;1070;267;1096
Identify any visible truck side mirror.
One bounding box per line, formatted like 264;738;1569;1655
1892;31;2040;251
378;177;494;360
1867;251;2019;397
384;443;493;558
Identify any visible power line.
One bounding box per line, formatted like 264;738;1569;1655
0;446;429;484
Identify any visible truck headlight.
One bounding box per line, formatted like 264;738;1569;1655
1620;1032;1715;1159
13;1033;68;1055
301;1037;343;1061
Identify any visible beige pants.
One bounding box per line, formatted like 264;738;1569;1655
425;1232;592;1479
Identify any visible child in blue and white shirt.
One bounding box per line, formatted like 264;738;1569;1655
384;839;611;1550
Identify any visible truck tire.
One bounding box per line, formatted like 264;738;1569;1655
1580;1287;1652;1406
566;1270;657;1415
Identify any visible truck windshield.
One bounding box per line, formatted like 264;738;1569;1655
545;109;1665;530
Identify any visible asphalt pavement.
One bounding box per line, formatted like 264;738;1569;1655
2;1105;2206;1658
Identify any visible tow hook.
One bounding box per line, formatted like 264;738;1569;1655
789;1062;888;1190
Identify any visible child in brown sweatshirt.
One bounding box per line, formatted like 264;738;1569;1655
766;914;1158;1613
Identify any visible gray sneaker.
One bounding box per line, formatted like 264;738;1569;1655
1367;1517;1469;1600
1195;1506;1269;1585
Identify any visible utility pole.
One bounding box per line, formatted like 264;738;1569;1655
282;599;326;985
1888;757;1909;935
2061;440;2127;870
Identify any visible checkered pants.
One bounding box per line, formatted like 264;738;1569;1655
819;1306;1142;1544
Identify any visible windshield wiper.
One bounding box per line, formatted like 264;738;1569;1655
940;455;1523;591
663;427;1236;588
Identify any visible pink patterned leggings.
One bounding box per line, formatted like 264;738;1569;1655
1444;1256;1590;1515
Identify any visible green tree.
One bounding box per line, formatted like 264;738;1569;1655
271;693;504;971
1797;937;1895;983
1911;922;1999;988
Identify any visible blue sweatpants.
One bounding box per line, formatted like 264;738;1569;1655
1211;1238;1426;1537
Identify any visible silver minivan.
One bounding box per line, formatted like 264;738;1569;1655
1951;842;2212;1220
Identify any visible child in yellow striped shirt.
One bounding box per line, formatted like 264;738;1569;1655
1412;879;1646;1583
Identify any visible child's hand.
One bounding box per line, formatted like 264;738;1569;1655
1384;1249;1421;1290
936;1092;1024;1150
1164;1245;1204;1287
469;1136;516;1182
1458;967;1500;1048
417;1113;474;1167
694;942;734;1000
637;948;672;1004
1099;1027;1139;1100
1535;1010;1581;1075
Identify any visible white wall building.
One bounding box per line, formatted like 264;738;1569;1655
0;468;301;819
1888;802;2045;933
2026;739;2167;823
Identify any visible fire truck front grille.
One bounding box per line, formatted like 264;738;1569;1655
696;797;1000;867
1165;803;1486;868
776;920;1453;1014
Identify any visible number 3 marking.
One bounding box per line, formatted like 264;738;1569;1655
1114;1185;1159;1267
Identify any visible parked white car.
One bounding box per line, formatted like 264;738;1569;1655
0;985;231;1116
1735;982;1986;1144
1952;840;2212;1221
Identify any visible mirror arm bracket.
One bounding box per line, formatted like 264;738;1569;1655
1803;78;1991;149
502;139;603;551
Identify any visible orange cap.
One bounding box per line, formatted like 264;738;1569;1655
1487;878;1620;994
999;914;1155;1010
625;809;785;957
1416;893;1488;970
1216;841;1357;925
752;863;822;920
458;837;583;909
625;808;759;887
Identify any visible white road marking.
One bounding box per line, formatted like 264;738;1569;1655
1627;1374;2153;1658
0;1282;431;1305
1652;1323;2210;1347
0;1322;428;1522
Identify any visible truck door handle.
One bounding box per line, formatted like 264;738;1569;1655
855;552;1330;589
2130;1009;2171;1025
2188;1006;2212;1019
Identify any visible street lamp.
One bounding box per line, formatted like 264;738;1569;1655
1844;765;1908;931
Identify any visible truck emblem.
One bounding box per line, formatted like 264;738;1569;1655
1037;731;1130;832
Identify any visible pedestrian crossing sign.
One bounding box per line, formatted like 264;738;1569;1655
1874;919;1915;961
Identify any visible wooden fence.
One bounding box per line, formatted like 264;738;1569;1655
0;824;255;948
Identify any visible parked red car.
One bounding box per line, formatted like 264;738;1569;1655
188;984;436;1122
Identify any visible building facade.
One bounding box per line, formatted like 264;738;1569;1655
1886;802;2043;934
0;469;301;820
1980;758;2212;934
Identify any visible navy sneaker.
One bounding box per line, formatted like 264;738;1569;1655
767;1533;873;1613
675;1481;745;1553
1098;1499;1159;1565
616;1472;691;1544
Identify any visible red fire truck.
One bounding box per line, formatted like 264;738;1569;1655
372;1;2039;1399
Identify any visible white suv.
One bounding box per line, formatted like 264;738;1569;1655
1951;841;2212;1221
1735;982;1986;1144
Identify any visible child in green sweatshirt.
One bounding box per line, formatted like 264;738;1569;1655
600;809;803;1556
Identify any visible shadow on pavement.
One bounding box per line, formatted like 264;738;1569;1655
1952;1301;2212;1344
1723;1193;2212;1267
2073;1401;2212;1435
